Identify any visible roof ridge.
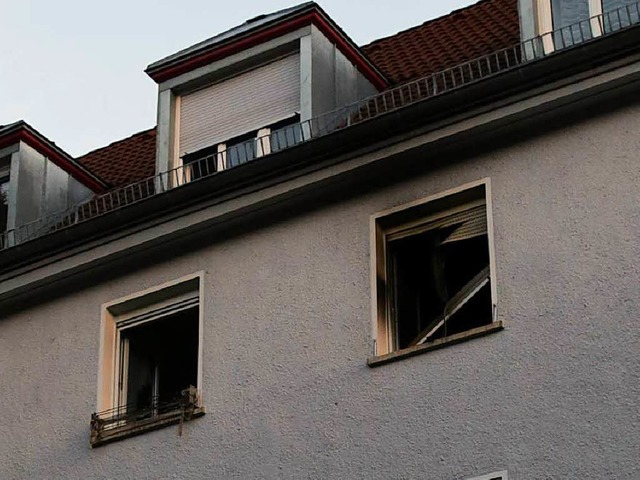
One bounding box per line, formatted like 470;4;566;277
77;127;156;160
361;0;494;49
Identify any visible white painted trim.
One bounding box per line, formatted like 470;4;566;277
299;34;313;122
172;94;182;172
485;178;499;321
217;144;227;172
372;178;489;220
256;128;272;157
536;0;555;53
369;216;378;352
590;0;604;36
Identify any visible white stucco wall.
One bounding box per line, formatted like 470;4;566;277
0;101;639;479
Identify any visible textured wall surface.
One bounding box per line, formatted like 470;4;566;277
0;101;639;479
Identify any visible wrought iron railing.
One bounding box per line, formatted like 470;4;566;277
2;2;639;252
90;386;200;447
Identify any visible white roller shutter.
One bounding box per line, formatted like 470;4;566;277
179;54;301;155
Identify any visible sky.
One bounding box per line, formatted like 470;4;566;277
0;0;476;157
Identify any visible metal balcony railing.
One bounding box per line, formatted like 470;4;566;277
2;2;639;252
90;386;200;447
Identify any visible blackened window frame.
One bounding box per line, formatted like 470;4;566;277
370;180;500;361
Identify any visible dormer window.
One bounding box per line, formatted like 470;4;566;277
180;114;303;182
150;4;385;181
177;54;301;166
537;0;640;52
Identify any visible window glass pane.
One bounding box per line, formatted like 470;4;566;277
552;0;592;48
270;123;303;152
602;0;640;31
227;139;256;168
184;154;217;180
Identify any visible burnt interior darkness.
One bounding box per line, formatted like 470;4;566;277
122;307;198;412
389;228;492;350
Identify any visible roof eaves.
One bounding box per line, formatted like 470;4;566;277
147;2;317;72
145;2;389;89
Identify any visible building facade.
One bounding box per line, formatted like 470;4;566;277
1;1;639;478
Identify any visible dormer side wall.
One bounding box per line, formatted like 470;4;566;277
307;24;378;119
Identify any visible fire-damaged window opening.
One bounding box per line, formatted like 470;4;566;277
93;275;204;447
371;181;500;363
388;201;491;349
119;307;199;418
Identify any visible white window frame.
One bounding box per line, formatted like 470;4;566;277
97;272;205;415
369;178;499;358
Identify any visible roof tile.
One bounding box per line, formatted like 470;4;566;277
361;0;520;84
77;128;156;188
76;0;520;188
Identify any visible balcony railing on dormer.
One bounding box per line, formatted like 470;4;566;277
1;1;639;252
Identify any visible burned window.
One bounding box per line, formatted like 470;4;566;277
372;183;498;358
119;307;199;417
93;276;204;447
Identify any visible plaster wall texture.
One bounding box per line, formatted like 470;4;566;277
0;102;639;479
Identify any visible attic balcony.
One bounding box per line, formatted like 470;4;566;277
1;3;639;254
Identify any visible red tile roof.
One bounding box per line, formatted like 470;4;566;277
361;0;520;84
76;0;520;188
77;128;156;188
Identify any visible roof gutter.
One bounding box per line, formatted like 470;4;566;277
2;26;640;274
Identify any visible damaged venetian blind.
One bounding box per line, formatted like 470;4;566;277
387;199;487;243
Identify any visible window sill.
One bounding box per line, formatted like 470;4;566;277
90;406;205;448
367;321;503;368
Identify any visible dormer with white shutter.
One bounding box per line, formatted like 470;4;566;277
146;2;388;180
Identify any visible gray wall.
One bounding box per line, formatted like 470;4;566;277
309;25;378;118
10;142;92;233
13;143;46;227
0;101;639;479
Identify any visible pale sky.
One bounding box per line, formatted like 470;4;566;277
1;0;476;157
